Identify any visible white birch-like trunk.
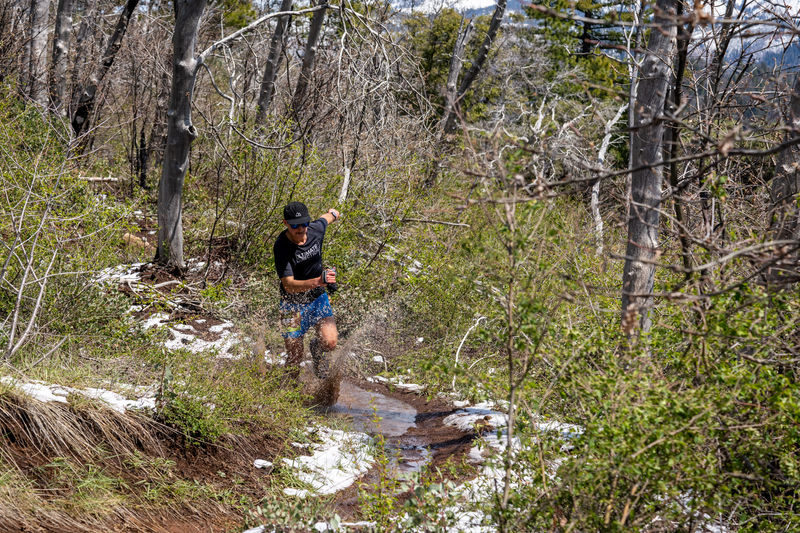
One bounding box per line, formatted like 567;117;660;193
339;166;350;203
592;103;628;256
71;0;140;137
291;0;327;113
440;17;472;133
443;0;506;134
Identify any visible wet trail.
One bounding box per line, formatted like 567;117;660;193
322;379;476;519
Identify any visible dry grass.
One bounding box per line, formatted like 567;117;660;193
0;391;161;469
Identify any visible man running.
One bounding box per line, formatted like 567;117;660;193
273;201;340;379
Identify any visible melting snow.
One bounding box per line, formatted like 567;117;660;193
443;402;508;433
209;321;234;333
431;399;586;531
366;375;425;393
282;426;374;496
138;311;240;357
93;263;145;284
0;377;156;413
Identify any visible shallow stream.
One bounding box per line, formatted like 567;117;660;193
324;381;431;476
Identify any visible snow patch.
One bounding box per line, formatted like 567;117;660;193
142;312;170;330
93;263;145;284
139;313;241;358
209;321;234;333
367;375;425;393
0;377;156;413
282;426;374;496
443;402;507;433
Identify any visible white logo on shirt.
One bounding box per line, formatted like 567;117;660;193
296;243;320;262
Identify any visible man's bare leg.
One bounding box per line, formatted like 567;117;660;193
284;336;304;379
311;317;337;378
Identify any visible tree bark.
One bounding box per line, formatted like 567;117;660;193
291;0;327;114
621;0;678;335
27;0;51;107
255;0;293;124
767;74;800;283
440;16;472;133
49;0;73;115
157;0;207;269
442;0;505;133
71;0;140;137
0;1;24;84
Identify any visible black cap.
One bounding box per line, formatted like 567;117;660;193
283;201;311;225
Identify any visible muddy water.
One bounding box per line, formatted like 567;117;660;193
328;381;416;436
325;381;430;475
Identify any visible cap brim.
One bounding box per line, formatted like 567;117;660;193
286;216;311;225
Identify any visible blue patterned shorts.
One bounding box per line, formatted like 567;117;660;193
279;292;334;339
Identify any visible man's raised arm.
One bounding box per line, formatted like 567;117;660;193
321;208;340;225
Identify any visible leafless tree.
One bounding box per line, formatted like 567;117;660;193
71;0;140;138
156;0;208;269
157;1;328;268
441;0;506;133
621;0;678;335
440;16;473;133
291;0;328;116
255;0;293;124
48;0;73;115
25;0;51;107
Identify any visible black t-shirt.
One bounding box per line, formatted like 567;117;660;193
273;218;328;303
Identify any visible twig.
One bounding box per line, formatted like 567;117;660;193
402;217;470;228
453;316;486;391
24;336;68;371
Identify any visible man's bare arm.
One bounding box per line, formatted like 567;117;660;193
321;208;340;225
280;275;324;293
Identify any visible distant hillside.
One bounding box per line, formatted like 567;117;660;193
393;0;527;16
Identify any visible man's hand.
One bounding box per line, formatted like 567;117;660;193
322;208;340;224
321;268;336;285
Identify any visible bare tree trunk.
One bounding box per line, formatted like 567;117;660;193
626;0;645;218
48;0;72;115
156;0;207;269
255;0;292;124
442;0;505;133
71;0;140;137
27;0;51;107
767;74;800;283
1;2;22;83
291;0;327;114
440;16;472;132
621;0;678;335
